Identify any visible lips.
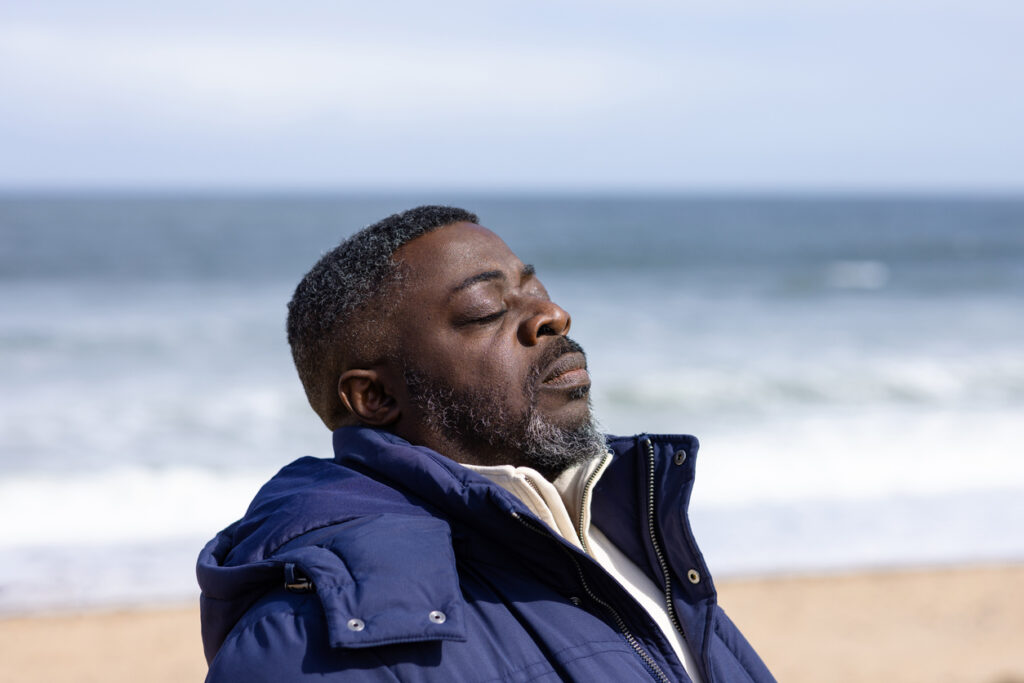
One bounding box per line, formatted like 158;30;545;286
541;351;590;387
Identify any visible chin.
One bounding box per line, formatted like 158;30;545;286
541;398;595;434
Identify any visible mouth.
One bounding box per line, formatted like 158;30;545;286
540;351;590;389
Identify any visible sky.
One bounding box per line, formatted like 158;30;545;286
2;0;1022;192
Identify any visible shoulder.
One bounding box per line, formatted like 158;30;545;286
225;455;437;563
207;513;467;682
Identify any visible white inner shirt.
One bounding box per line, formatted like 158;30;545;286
464;455;704;683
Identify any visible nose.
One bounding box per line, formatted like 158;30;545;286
518;299;571;346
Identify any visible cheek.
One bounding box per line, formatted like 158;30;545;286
410;322;532;394
461;345;529;392
491;350;536;395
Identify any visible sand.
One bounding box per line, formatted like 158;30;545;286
722;564;1024;683
1;564;1021;683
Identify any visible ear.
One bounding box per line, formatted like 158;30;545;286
337;369;401;427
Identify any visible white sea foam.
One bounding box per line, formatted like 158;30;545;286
2;399;1021;550
0;465;279;548
687;408;1024;505
594;352;1024;413
0;539;204;614
691;488;1024;576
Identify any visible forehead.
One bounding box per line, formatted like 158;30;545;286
395;222;520;289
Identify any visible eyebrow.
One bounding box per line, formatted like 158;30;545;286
450;264;536;296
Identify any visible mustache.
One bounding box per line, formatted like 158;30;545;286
529;336;586;384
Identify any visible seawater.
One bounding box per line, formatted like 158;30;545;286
1;194;1023;612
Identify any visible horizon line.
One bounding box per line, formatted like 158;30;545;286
2;185;1023;200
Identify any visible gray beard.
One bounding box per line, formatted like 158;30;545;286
403;343;605;479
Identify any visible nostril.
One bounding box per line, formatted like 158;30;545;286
537;324;557;337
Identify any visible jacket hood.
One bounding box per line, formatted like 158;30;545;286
196;427;538;664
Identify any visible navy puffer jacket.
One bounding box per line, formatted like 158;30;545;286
197;427;775;682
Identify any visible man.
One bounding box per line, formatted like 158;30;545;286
197;206;776;682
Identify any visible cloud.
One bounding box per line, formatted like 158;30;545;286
1;2;1022;189
0;23;664;133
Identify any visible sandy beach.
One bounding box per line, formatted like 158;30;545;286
1;564;1021;683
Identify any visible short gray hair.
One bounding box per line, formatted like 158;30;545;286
286;205;479;429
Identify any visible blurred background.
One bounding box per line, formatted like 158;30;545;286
1;0;1022;669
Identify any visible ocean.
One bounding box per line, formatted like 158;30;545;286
1;193;1022;613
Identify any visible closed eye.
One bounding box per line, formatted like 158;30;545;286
469;309;507;325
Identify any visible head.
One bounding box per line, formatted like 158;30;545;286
287;206;604;478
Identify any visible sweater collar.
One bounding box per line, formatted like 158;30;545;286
461;452;612;552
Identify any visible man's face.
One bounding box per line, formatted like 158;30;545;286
387;221;604;477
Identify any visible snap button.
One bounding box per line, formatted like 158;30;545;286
428;610;446;624
347;618;365;632
674;449;687;465
687;569;701;584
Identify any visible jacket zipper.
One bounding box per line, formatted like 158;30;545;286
643;438;686;640
576;451;611;554
511;509;672;683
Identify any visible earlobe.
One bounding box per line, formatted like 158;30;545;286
338;369;401;427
